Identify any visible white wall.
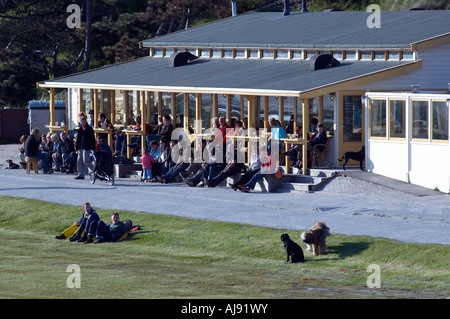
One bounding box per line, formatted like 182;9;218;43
366;92;450;193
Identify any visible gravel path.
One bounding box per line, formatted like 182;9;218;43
1;143;449;245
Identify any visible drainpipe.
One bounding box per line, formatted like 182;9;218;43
231;1;237;16
283;0;290;16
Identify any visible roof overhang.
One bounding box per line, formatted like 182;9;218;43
37;57;423;99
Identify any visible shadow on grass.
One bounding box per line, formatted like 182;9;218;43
304;241;372;262
126;228;159;241
327;241;371;259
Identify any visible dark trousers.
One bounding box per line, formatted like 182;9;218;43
78;219;98;237
231;169;260;188
208;166;242;188
95;221;114;242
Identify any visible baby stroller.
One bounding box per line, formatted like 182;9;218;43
90;149;115;186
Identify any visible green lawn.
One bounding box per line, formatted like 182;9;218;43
0;196;448;299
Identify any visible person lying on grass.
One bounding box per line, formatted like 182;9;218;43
90;212;130;244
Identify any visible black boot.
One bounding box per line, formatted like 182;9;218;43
77;233;88;243
68;233;81;242
55;233;66;240
84;235;94;244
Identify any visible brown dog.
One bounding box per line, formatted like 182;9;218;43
301;222;330;256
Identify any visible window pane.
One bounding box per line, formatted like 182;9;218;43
360;51;372;60
235;50;245;58
374;51;385;60
432;101;448;140
248;50;258;58
370;99;386;137
276;50;289;59
343;95;363;142
262;49;274;58
412;100;428;139
345;51;356;60
389;100;405;138
292;50;302;59
153;48;163;57
223;49;233;58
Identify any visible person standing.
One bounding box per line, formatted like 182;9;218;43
75;115;96;180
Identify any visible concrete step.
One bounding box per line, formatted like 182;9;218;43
277;170;337;193
126;169;142;180
114;163;141;178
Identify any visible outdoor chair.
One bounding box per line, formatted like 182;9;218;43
312;140;329;167
25;156;39;174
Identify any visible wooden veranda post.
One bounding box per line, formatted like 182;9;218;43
301;98;309;175
49;88;55;126
195;93;202;134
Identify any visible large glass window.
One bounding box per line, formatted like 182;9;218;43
343;95;363;142
432;101;448;141
370;99;386;138
389;100;405;138
412;100;428;139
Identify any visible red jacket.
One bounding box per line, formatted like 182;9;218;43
140;154;156;169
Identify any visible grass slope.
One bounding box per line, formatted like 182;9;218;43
0;196;448;299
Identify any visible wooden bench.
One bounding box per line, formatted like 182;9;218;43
25;156;39;174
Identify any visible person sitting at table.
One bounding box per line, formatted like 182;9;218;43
126;114;151;155
98;112;114;130
282;125;307;167
88;109;95;126
307;123;328;153
268;117;287;155
145;114;174;148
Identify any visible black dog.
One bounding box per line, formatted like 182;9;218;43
281;233;305;263
5;160;20;169
338;146;365;170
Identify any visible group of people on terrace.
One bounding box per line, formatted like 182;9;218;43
21;110;328;192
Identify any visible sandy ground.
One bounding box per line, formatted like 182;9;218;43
1;143;449;245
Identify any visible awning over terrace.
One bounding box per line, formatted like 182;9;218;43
38;56;421;99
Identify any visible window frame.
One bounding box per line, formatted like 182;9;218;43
411;99;430;141
431;99;449;143
369;98;387;140
388;98;406;140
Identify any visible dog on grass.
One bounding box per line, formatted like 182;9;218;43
338;146;365;170
301;222;330;256
281;233;304;263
